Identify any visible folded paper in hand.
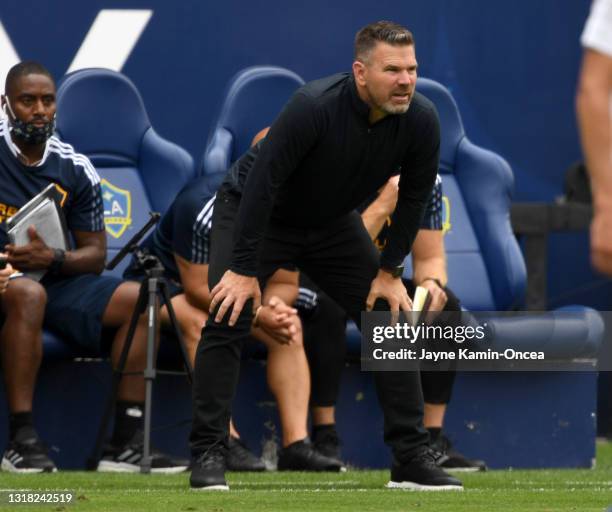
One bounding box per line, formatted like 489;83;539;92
410;285;432;325
6;184;69;281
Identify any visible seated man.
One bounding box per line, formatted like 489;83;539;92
124;172;344;472
301;174;486;471
0;61;186;473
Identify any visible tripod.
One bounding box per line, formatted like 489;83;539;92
87;214;193;473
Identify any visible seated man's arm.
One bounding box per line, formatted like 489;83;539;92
65;230;106;274
263;269;299;306
6;227;105;275
411;229;447;288
411;176;448;312
360;176;399;241
175;253;211;311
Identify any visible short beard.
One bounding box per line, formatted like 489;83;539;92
379;100;410;115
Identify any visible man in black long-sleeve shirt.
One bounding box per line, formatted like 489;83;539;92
190;21;463;491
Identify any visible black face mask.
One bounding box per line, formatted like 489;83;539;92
4;99;55;145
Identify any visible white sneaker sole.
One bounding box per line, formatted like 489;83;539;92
1;457;57;473
386;480;464;491
97;461;188;474
190;484;230;491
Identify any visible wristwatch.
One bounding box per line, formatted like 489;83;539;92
380;265;404;278
49;248;65;274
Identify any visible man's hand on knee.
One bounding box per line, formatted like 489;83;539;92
209;270;261;326
366;269;412;323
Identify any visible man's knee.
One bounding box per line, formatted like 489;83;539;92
102;281;141;327
183;314;207;349
2;278;47;314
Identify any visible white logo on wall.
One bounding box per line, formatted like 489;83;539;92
0;9;152;94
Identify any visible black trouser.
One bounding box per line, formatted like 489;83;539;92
302;279;461;408
190;186;429;462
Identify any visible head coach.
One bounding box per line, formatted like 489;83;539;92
190;20;463;492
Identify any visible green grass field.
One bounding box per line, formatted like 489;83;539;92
2;442;612;512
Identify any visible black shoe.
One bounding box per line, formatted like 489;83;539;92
227;436;266;471
431;434;487;472
1;428;57;473
190;446;229;491
313;427;342;460
387;447;463;491
97;430;189;474
277;438;345;472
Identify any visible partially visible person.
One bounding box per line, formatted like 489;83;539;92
0;61;186;473
577;0;612;275
124;172;344;472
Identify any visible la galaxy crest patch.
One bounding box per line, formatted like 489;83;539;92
101;179;132;238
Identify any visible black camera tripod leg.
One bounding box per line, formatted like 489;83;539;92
140;276;161;473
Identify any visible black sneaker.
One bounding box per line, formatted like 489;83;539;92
431;434;487;472
313;427;342;460
387;447;463;491
96;430;189;474
277;438;346;472
190;446;229;491
227;436;265;471
1;429;57;473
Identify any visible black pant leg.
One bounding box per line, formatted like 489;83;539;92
189;190;252;456
300;284;347;407
299;212;429;463
189;191;303;457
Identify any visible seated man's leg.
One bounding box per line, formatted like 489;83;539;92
258;314;309;448
250;274;343;472
0;278;56;472
300;212;461;490
99;280;189;473
300;286;347;460
43;275;186;473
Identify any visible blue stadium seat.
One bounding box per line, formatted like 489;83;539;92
201;65;304;191
56;68;195;276
47;68;195;355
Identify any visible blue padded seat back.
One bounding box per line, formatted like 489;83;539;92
56;68;195;275
414;79;526;310
201;66;304;192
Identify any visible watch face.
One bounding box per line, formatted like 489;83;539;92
383;265;404;278
392;266;404;278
